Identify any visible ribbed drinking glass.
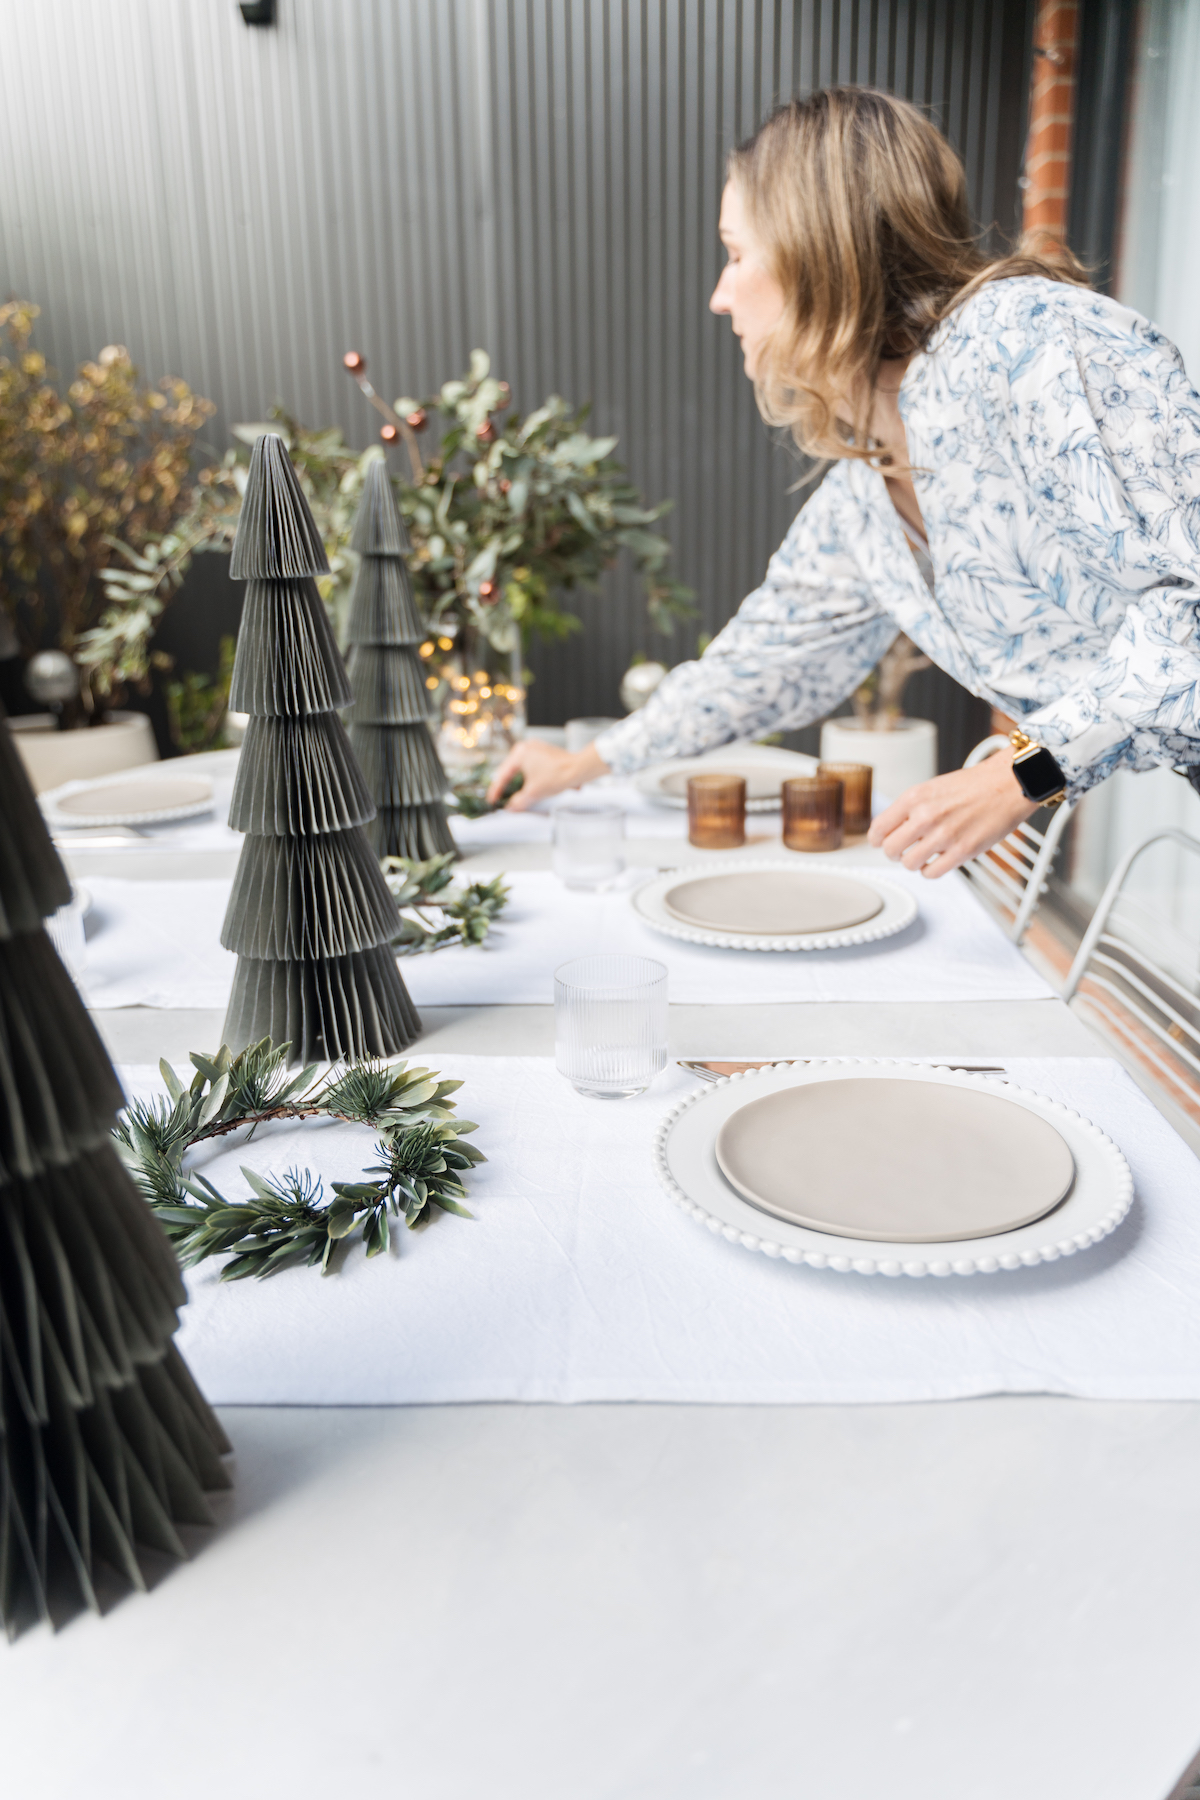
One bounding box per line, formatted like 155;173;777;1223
554;954;668;1099
552;804;625;889
816;760;873;834
782;775;844;852
686;773;746;848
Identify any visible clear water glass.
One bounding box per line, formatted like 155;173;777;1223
555;954;668;1099
552;804;625;889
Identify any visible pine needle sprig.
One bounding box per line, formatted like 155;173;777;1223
114;1038;485;1280
163;1166;338;1280
327;1120;484;1260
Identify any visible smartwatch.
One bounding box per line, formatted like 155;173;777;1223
1009;729;1068;806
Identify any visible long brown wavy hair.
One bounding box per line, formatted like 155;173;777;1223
728;87;1089;463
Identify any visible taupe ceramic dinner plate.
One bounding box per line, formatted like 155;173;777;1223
662;870;885;937
53;777;213;824
658;766;785;802
714;1077;1076;1242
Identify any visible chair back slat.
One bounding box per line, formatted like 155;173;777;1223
1075;982;1200;1109
985;840;1039;881
967;864;1031;909
1064;828;1200;1120
1092;939;1200;1027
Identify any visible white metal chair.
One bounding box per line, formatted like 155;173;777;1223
1061;827;1200;1117
958;735;1074;945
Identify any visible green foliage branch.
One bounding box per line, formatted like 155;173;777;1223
165;632;236;753
115;1039;484;1280
383;854;510;953
96;351;695;686
395;349;695;653
84;421;353;694
449;765;524;819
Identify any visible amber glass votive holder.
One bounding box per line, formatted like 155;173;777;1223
782;776;843;852
816;761;873;835
687;773;746;849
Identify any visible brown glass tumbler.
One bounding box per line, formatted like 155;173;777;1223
782;776;843;852
687;773;746;849
816;761;873;835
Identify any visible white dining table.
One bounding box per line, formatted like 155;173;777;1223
7;812;1200;1800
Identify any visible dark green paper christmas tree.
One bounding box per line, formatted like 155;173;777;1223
221;433;420;1063
345;459;456;860
0;706;231;1638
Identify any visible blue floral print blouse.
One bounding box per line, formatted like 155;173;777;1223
594;277;1200;799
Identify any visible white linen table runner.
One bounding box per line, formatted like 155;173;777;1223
82;864;1052;1009
115;1054;1200;1406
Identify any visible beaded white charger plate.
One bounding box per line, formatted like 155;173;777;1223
653;1060;1134;1278
43;774;214;828
632;861;917;952
634;745;817;812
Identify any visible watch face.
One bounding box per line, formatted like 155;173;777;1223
1013;744;1066;803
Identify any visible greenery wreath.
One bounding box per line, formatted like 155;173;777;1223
116;1038;484;1281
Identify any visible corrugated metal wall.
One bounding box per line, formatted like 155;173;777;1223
0;0;1030;755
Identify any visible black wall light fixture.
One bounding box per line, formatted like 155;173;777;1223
239;0;276;23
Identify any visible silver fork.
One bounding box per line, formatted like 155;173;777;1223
678;1058;1008;1083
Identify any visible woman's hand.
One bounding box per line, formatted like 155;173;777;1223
867;751;1038;877
485;738;611;811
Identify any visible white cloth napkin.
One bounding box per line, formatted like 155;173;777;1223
115;1054;1200;1405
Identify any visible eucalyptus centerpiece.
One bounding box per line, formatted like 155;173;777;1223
95;353;694;772
378;351;694;772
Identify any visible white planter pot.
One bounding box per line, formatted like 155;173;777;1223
819;717;937;802
8;710;158;794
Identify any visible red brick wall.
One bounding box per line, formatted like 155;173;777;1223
1023;0;1081;243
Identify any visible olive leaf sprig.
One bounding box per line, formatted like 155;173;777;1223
114;1038;485;1280
383;853;510;953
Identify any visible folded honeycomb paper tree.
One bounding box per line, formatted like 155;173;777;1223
344;459;456;860
221;432;420;1062
0;706;231;1638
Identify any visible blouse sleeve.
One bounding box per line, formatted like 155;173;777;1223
990;303;1200;794
592;467;898;777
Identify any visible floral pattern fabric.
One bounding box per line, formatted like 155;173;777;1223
594;277;1200;798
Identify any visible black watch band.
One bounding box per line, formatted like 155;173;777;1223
1009;732;1067;805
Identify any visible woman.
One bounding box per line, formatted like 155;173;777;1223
487;87;1200;877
